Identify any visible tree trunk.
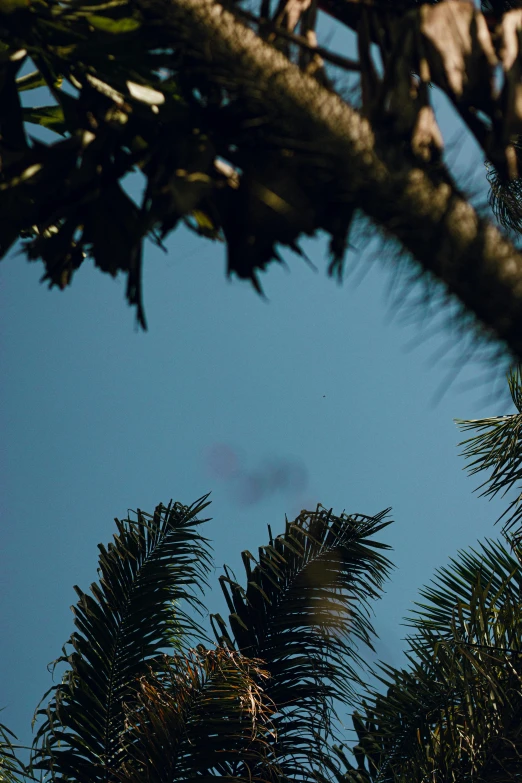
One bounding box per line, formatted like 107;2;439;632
139;0;522;359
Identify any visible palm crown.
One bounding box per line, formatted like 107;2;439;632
22;497;392;782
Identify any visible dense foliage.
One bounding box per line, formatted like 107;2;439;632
1;497;391;781
2;371;522;780
2;0;522;355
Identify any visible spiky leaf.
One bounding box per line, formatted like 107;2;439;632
213;505;393;780
31;497;212;782
343;538;522;782
457;366;522;537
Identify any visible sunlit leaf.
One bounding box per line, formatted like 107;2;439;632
23;105;67;135
126;80;164;105
86;14;141;33
16;69;48;92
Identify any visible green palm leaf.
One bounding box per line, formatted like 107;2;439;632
31;497;212;782
456;366;522;537
342;538;522;783
0;721;30;783
211;505;393;780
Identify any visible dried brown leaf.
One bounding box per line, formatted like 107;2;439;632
284;0;312;32
419;1;497;106
411;104;444;162
497;10;522;150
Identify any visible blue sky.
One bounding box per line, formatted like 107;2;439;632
0;9;514;754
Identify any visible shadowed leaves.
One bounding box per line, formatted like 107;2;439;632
120;648;279;783
31;497;212;783
457;365;522;537
341;537;522;782
212;505;393;779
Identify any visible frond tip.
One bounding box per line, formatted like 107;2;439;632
456;365;522;537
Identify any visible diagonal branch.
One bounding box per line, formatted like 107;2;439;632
137;0;522;359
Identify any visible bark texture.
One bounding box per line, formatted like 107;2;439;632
138;0;522;358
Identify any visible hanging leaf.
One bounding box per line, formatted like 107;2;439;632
23;105;67;135
87;14;141;33
418;1;497;107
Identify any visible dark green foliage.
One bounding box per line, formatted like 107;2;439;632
339;538;522;782
0;721;30;783
487;147;522;236
3;365;522;783
17;498;393;782
31;497;213;782
3;0;522;333
0;0;355;326
212;506;393;779
120;648;280;783
457;366;522;537
0;0;215;327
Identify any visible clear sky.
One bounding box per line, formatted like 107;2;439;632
0;10;514;755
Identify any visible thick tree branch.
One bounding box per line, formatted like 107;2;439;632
137;0;522;358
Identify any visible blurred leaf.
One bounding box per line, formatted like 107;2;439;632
16;69;48;92
127;79;164;105
0;0;29;14
0;57;27;151
23;105;67;135
86;14;141;33
457;366;522;537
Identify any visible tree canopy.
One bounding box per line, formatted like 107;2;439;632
2;497;394;781
2;0;522;357
3;368;522;782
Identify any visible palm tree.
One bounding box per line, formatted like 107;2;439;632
3;0;522;354
338;536;522;782
5;362;522;783
336;367;522;782
18;496;392;782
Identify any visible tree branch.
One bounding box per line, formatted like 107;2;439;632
137;0;522;358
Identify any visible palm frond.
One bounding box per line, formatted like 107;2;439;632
212;505;393;780
409;536;522;635
487;142;522;236
0;721;30;783
120;647;279;783
456;366;522;537
342;537;522;782
31;497;212;782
